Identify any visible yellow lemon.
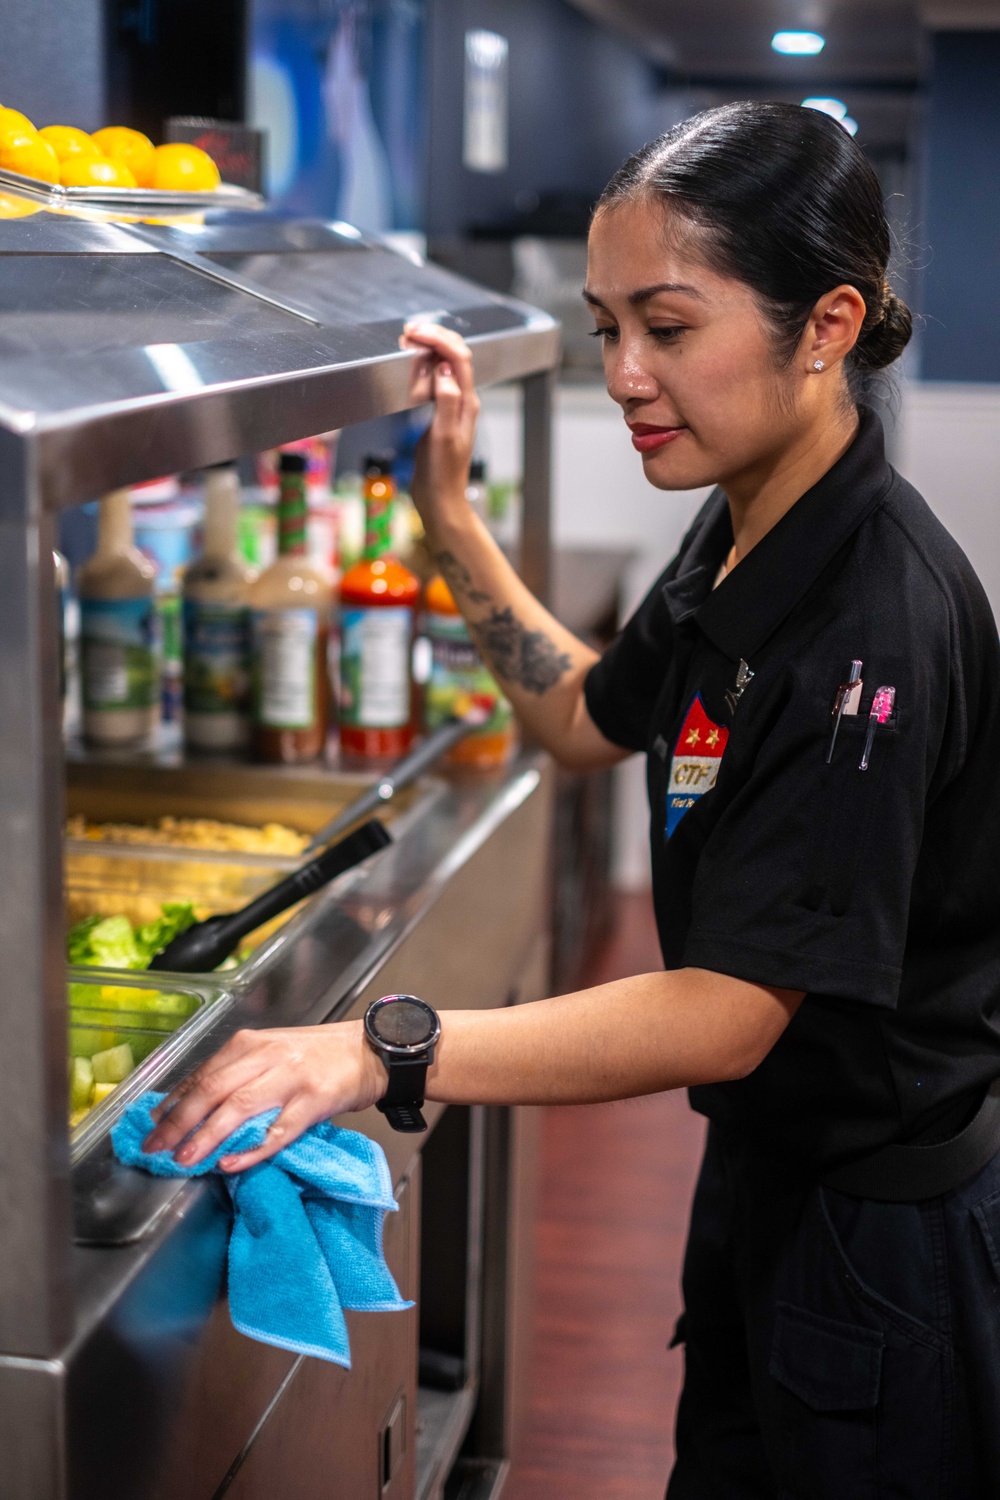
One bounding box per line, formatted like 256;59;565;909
39;125;100;164
0;130;60;184
150;142;220;192
59;156;137;189
91;126;155;188
0;107;36;142
0;191;42;218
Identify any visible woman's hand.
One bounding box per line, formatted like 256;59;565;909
141;1021;387;1173
402;322;480;534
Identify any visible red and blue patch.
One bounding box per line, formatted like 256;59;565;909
666;695;729;837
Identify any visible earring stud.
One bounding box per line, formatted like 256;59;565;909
813;359;825;371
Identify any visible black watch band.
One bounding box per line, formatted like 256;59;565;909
376;1058;430;1133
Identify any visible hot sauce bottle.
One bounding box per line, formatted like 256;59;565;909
249;452;331;763
422;573;515;768
338;455;419;760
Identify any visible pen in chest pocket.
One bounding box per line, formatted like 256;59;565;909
860;685;896;770
826;659;863;764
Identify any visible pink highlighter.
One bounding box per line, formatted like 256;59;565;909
859;685;895;770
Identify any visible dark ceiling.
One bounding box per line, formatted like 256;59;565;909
565;0;998;150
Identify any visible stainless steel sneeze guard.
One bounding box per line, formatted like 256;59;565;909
0;205;559;1500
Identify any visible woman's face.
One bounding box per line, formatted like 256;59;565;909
585;197;807;492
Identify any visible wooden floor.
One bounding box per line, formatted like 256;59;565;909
506;894;707;1500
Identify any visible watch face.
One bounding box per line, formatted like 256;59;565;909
369;995;437;1049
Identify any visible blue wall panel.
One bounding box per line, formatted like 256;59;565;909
922;31;1000;383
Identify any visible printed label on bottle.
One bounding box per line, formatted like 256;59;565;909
183;600;252;716
422;610;512;734
253;609;317;729
339;606;412;728
80;597;157;711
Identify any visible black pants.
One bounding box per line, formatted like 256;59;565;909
667;1123;1000;1499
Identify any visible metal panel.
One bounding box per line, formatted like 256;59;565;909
0;433;73;1353
520;370;556;607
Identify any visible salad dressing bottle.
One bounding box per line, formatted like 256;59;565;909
249;452;331;763
78;489;157;745
338;455;420;759
182;462;256;751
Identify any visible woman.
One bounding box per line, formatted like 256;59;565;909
146;103;1000;1496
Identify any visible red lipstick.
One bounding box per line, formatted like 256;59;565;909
628;423;686;453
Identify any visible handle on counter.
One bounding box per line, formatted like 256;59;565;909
303;713;484;854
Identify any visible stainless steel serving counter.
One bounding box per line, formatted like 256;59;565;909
19;751;550;1500
0;202;559;1500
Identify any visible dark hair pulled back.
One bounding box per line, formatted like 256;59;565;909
596;101;911;379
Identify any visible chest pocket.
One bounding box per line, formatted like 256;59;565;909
800;711;898;917
661;694;730;839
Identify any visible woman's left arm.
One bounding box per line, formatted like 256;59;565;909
142;970;802;1172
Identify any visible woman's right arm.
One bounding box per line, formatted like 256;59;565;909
404;323;628;774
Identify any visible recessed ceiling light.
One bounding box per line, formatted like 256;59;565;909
802;97;847;120
772;30;825;55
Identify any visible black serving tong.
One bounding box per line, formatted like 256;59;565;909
148;819;392;973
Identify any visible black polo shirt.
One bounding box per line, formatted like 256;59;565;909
585;407;1000;1169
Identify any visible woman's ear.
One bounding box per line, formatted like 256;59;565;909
803;284;867;373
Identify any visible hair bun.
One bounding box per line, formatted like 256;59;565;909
855;288;912;371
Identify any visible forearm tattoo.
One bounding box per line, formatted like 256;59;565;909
469;607;572;695
432;550;572;695
434;549;492;606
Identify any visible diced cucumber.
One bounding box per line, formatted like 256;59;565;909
69;1056;94;1112
91;1043;135;1085
92;1082;117;1105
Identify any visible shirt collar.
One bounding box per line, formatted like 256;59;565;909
674;406;894;662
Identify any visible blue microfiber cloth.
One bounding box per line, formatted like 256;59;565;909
113;1091;410;1367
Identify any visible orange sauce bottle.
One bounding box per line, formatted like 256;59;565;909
423;574;515;767
338;456;419;759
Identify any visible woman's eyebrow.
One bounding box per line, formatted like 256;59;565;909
583;282;704;309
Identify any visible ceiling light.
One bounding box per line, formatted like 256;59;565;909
802;97;847;119
842;117;859;136
772;30;825;55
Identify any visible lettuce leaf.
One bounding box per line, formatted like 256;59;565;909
67;902;197;970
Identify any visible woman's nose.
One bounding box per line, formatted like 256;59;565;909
605;343;659;407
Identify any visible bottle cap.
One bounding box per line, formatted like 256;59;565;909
279;452;307;474
364;454;394;478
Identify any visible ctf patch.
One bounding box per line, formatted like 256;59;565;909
666;695;729;837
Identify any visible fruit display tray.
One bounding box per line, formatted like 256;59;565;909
0;163;264;212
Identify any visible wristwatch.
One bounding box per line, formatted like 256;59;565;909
364;994;441;1133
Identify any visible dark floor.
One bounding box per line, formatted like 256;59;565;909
506;893;707;1500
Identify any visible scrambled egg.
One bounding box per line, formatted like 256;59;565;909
66;815;308;857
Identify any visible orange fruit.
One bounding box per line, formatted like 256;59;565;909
150;142;221;192
91;126;155;188
0;130;59;184
39;125;100;164
59;157;137;189
0;107;36;141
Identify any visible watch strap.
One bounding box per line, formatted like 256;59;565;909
376;1055;430;1132
377;1100;428;1133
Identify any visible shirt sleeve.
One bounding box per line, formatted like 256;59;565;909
682;589;959;1009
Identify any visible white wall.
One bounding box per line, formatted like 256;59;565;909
478;379;1000;891
897;383;1000;621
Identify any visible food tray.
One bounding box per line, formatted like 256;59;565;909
0;163;264;212
67;970;232;1160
